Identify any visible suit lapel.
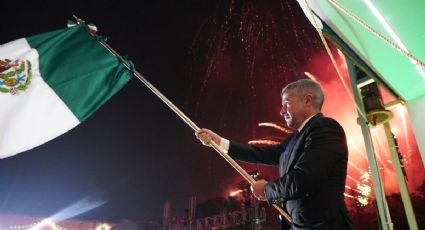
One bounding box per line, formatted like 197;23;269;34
284;113;323;173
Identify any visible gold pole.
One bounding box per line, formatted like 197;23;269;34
73;15;293;223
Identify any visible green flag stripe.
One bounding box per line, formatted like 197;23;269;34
27;26;132;121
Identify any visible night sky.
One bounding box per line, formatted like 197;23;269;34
2;0;422;224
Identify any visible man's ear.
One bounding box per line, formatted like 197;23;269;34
304;94;314;106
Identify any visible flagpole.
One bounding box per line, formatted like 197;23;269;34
73;16;292;223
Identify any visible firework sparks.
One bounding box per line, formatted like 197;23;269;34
248;139;281;145
355;171;372;207
188;0;320;122
229;189;244;197
258;122;293;133
304;71;318;82
357;197;369;207
357;183;372;197
344;193;355;199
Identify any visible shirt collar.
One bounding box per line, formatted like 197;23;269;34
297;113;319;132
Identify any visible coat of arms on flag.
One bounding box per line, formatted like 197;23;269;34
0;59;32;94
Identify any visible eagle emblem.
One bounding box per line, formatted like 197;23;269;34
0;59;32;94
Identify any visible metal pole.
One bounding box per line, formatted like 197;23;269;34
73;16;292;224
382;122;418;229
346;58;393;230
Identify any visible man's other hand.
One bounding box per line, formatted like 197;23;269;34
251;179;268;201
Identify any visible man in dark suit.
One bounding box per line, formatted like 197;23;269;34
196;79;353;229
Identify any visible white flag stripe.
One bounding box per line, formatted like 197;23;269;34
0;39;79;158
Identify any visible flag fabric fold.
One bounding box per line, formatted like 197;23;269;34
0;24;132;158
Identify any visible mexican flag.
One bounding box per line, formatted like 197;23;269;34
0;25;132;158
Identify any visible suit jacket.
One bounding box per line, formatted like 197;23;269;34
228;113;353;229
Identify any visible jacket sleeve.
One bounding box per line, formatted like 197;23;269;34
228;141;285;166
264;118;348;201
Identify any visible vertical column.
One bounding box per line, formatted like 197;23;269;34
383;122;418;229
346;58;393;230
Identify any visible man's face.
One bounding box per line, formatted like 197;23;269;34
280;89;306;129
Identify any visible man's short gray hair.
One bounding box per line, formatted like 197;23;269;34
281;79;324;110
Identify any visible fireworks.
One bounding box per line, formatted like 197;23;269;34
258;122;293;133
248;140;280;145
355;171;373;207
304;71;318;82
344;170;373;207
229;189;244;197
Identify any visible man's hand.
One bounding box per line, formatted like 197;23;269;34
251;179;268;201
195;128;222;146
